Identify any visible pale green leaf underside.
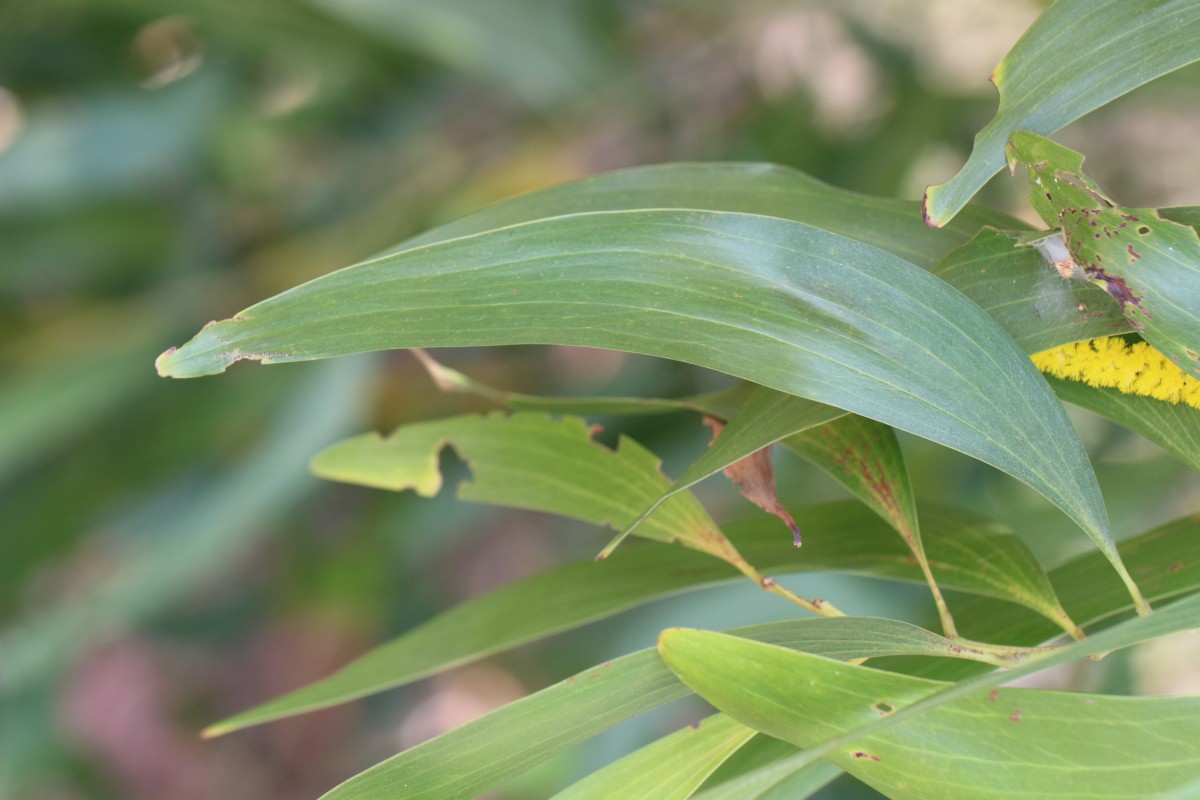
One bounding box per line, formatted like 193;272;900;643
310;411;747;567
659;618;1200;799
157;209;1116;585
923;0;1200;227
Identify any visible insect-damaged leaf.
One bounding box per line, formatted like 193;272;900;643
155;209;1131;605
934;227;1132;354
310;411;755;574
922;0;1200;227
1006;131;1200;378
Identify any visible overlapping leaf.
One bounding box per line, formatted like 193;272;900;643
1006;131;1200;378
923;0;1200;227
203;502;1074;738
155;209;1135;606
314;616;995;800
1045;374;1200;472
658;613;1200;799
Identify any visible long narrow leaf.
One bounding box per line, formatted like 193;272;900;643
156;209;1134;606
204;503;1084;737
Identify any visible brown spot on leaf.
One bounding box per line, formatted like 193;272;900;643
1169;562;1183;574
1009;708;1022;722
1126;244;1142;262
852;751;882;762
704;418;801;546
988;689;1000;703
1137;225;1151;235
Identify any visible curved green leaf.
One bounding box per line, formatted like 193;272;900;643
156;209;1131;605
389;162;1024;269
923;0;1200;227
1007;131;1200;377
203;502;1073;738
315;616;990;800
659;610;1200;800
550;713;756;800
1045;374;1200;472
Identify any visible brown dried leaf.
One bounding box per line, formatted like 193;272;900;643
704;417;801;546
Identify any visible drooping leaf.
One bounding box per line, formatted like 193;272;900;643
549;713;757;800
386;162;1024;269
658;603;1200;800
933;227;1131;354
1006;131;1200;377
1044;373;1200;472
310;411;754;574
892;509;1200;684
203;502;1075;738
922;0;1200;227
314;616;998;800
784;413;965;637
155;209;1136;607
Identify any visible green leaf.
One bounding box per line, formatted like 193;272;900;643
156;209;1131;606
314;616;994;800
1006;131;1200;377
693;749;840;800
204;502;1074;738
923;0;1200;227
894;509;1200;684
933;227;1131;355
783;414;967;637
659;600;1200;800
1045;373;1200;472
549;713;757;800
388;163;1024;270
310;411;755;573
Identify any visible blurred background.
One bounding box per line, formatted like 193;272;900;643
3;1;1199;798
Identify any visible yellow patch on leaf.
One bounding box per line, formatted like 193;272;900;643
1032;337;1200;409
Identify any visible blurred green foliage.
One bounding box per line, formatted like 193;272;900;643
2;2;1197;798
